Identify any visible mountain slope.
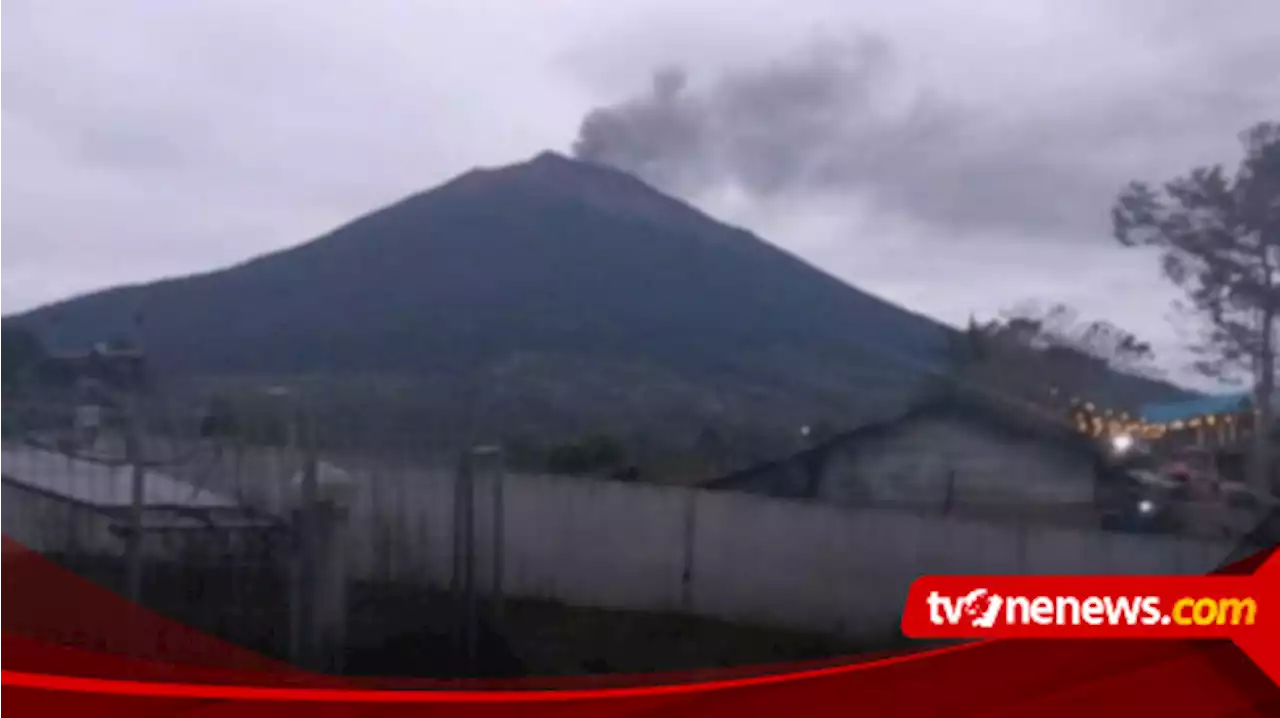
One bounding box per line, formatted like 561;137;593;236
3;152;1186;453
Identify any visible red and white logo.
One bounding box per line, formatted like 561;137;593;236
929;588;1004;628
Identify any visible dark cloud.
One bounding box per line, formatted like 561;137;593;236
572;28;1279;239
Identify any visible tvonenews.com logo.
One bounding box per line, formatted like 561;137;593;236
926;589;1258;629
900;565;1275;678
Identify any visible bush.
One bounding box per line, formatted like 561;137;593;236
544;434;626;475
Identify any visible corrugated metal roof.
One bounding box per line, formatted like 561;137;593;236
1138;393;1252;424
1;446;238;510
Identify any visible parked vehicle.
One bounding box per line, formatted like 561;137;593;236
1093;447;1183;533
1096;437;1279;538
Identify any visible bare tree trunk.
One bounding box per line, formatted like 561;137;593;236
1251;309;1275;496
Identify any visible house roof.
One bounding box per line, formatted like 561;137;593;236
1;445;238;511
705;385;1100;497
1138;393;1252;424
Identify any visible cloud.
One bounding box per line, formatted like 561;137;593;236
571;19;1280;240
563;3;1278;389
1;0;604;315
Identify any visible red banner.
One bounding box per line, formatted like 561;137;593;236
3;537;1277;715
901;556;1280;688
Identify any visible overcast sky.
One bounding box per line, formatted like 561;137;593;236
4;0;1278;388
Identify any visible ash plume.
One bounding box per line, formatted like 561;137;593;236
570;33;1265;239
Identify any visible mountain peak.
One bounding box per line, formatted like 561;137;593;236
528;150;575;166
475;149;749;245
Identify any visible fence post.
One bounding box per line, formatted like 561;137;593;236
452;450;479;674
285;411;351;673
311;495;350;674
467;445;506;631
122;399;148;667
123;400;147;607
288;420;316;669
492;453;505;629
681;488;697;611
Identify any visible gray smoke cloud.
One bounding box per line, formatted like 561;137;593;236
573;36;900;198
572;31;1279;239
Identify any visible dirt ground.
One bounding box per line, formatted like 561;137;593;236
343;580;903;678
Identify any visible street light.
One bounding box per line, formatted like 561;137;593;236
1111;434;1135;455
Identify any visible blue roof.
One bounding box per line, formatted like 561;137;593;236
1139;392;1251;424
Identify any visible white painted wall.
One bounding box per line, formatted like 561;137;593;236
22;444;1236;642
2;481;120;556
327;465;1237;640
817;417;1096;508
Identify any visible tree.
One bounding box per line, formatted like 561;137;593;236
199;395;239;439
977;301;1158;375
2;327;47;390
693;425;729;475
1112;121;1280;492
952;301;1164;412
544;434;626;475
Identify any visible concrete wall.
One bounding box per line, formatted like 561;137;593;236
682;489;1238;638
325;464;1236;640
817;416;1095;507
712;456;815;498
2;480;120;556
59;443;1242;641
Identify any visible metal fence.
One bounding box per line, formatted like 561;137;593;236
4;396;304;666
4;391;1276;679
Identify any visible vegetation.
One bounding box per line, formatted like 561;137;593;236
2;152;1201;471
971;302;1158;375
0;153;955;455
195;393;292;447
1112;121;1280;491
949;301;1187;414
2;326;47;392
533;434;627;476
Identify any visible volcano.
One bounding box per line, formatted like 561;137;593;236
2;151;1182;457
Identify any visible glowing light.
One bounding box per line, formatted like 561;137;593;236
1111;434;1135;454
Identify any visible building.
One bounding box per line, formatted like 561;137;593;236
1135;393;1256;449
47;342;150;394
1;445;281;557
1060;390;1280;485
1;443;295;662
706;387;1104;525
